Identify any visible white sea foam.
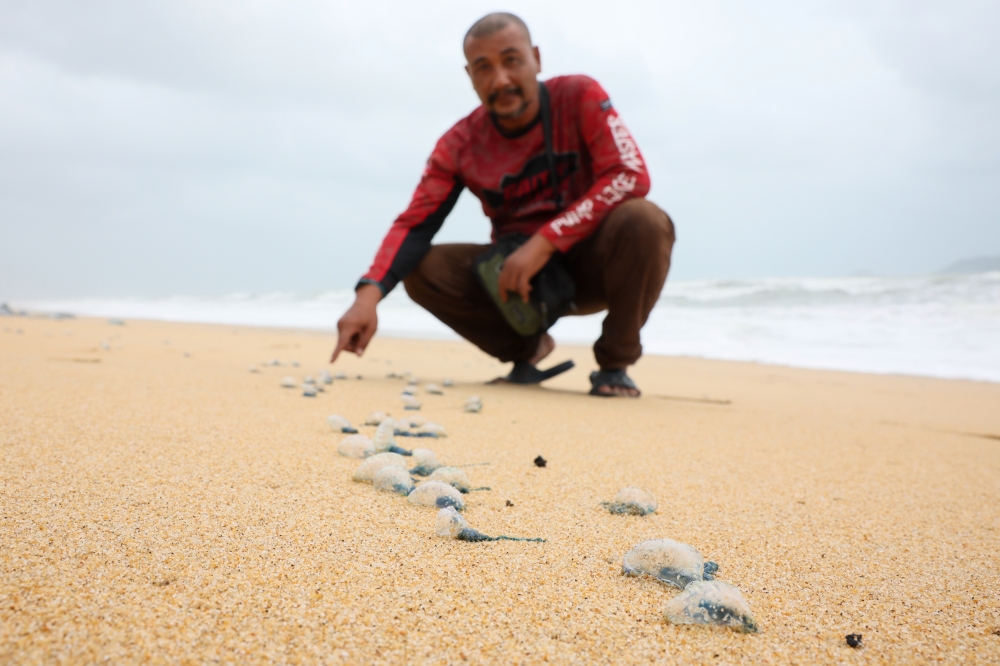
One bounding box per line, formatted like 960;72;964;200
13;271;1000;382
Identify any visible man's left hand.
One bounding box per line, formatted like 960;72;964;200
497;233;558;303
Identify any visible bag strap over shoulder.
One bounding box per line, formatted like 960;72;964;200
538;82;562;208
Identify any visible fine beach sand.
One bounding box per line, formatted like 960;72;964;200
2;317;999;664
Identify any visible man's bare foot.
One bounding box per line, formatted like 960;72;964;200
528;333;555;366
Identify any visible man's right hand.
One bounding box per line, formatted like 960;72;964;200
330;284;382;362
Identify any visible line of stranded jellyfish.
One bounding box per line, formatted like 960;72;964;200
328;379;757;633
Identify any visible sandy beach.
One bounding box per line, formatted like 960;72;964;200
2;316;999;664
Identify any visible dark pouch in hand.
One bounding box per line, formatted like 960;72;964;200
474;234;576;337
472;81;576;338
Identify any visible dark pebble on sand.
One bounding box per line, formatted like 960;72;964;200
846;634;862;648
506;500;514;507
534;455;547;467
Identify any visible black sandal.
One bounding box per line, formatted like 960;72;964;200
489;360;575;385
589;369;641;397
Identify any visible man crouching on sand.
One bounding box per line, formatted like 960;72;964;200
331;12;675;397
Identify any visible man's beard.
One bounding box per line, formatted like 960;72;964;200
489;86;530;119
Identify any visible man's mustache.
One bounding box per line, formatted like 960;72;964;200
488;86;524;105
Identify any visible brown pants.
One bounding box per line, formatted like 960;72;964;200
403;198;675;370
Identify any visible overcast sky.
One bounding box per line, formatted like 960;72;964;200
1;0;998;298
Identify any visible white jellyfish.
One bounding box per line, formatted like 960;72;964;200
434;507;544;542
435;506;472;537
338;434;375;459
302;384;317;397
402;394;422;411
372;420;396;452
427;467;482;493
443;378;453;387
372;419;411;455
420;422;448;438
326;415;358;434
280;376;297;388
365;411;389;426
622;538;717;589
663;580;758;633
601;487;658;516
424;383;444;395
410;448;443;476
353;452;409;483
407;481;465;510
373;465;415;496
464;396;483;413
319;370;333;385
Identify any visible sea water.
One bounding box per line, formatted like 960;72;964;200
14;271;1000;382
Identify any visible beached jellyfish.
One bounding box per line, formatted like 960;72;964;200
338;434;375;459
410;448;443;476
420;422;448;438
353;452;409;483
304;375;315;384
335;372;347;380
373;465;415;496
435;508;545;542
402;394;422;410
443;378;453;387
292;361;300;367
373;420;396;451
248;365;260;373
365;411;389;426
270;359;281;366
280;376;297;388
428;467;485;493
319;370;333;385
663;580;758;633
464;396;483;413
326;415;358;434
407;481;465;510
374;420;412;455
302;384;317;397
435;506;475;537
622;538;717;589
425;383;443;395
408;416;426;428
601;487;658;516
401;386;416;396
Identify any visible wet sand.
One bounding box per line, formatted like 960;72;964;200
2;316;999;664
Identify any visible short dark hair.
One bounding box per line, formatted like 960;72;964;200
464;12;531;46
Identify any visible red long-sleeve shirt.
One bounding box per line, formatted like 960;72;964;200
360;74;650;294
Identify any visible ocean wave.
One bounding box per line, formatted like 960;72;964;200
11;272;1000;382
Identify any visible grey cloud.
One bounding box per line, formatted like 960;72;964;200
1;0;998;299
